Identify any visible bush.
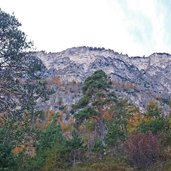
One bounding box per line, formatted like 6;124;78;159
147;100;161;118
105;121;125;147
92;139;105;156
160;130;171;147
124;132;163;169
27;114;70;171
138;118;169;134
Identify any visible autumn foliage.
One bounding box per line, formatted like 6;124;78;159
124;132;163;169
1;65;171;171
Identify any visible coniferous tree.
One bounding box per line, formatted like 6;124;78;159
0;9;49;117
0;9;50;170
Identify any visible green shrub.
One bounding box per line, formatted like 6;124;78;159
138;118;169;134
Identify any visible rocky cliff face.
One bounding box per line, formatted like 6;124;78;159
31;47;171;113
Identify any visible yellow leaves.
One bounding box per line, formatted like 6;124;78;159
85;119;96;132
57;112;74;132
60;122;73;132
0;112;8;125
38;110;56;129
146;100;161;118
127;112;158;134
127;113;142;133
142;116;154;123
79;119;96;134
58;111;64;122
37;110;75;135
13;121;26;130
23;111;29;120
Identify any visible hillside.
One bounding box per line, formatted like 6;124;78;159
31;47;171;113
2;9;171;171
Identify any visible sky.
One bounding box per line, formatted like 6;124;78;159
0;0;171;56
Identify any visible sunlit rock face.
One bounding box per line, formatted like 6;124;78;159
31;47;171;113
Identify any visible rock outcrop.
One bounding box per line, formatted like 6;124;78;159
31;47;171;113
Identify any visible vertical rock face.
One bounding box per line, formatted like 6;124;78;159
31;47;171;113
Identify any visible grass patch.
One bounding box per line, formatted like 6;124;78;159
62;156;134;171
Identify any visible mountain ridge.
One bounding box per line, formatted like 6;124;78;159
31;46;171;113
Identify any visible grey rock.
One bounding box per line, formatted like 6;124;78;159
31;47;171;114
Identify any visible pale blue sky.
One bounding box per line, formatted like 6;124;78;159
1;0;171;56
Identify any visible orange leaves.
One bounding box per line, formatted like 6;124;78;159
57;111;64;122
61;122;73;132
37;110;75;134
49;76;62;86
12;145;25;155
112;81;136;90
12;143;36;157
59;114;74;138
102;111;113;121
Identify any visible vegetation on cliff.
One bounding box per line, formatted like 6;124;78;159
1;9;171;171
